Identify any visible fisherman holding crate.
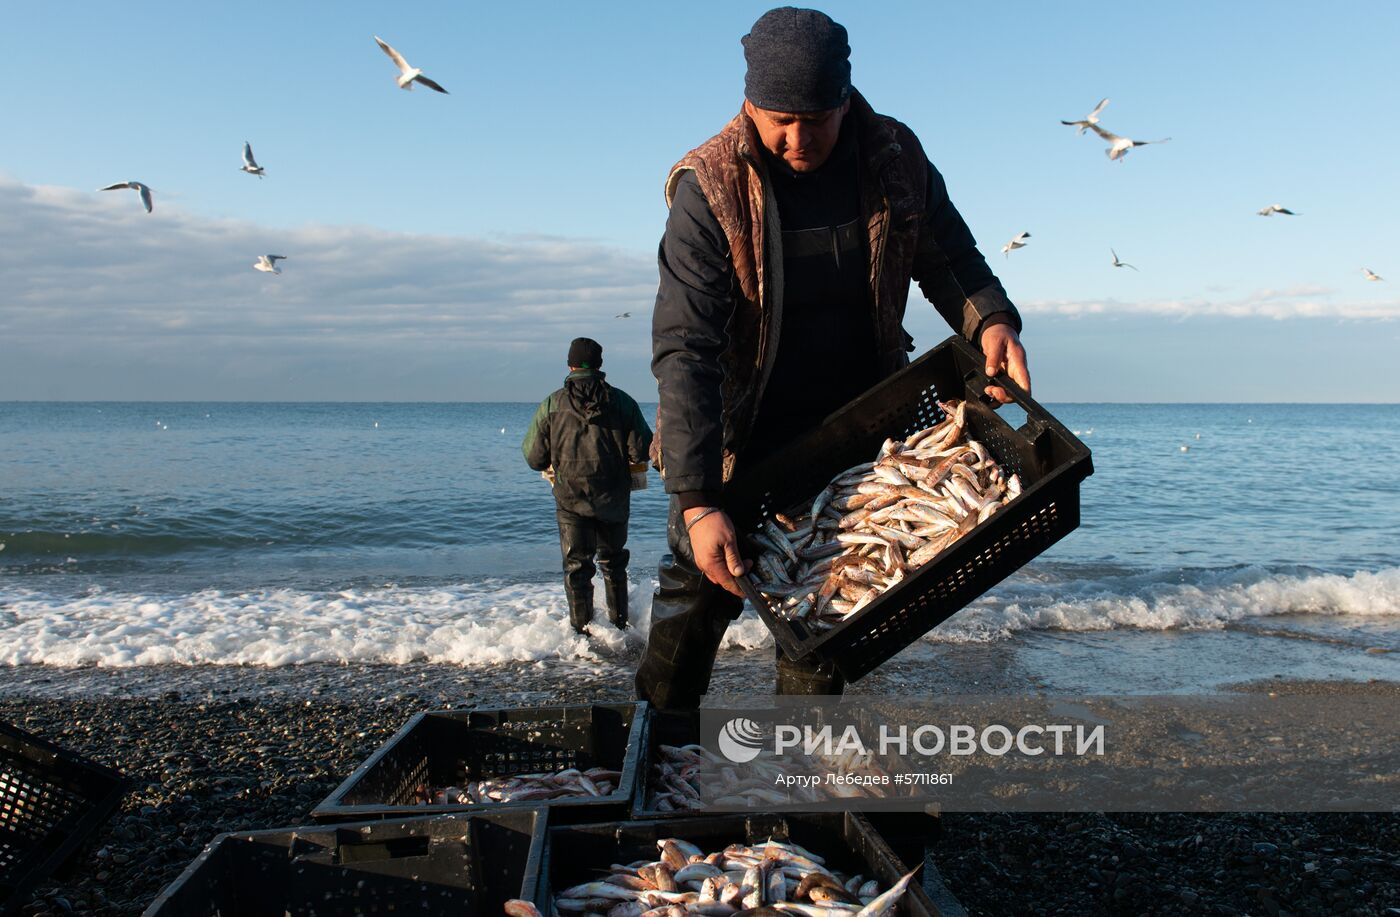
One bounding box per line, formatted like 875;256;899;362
640;7;1030;707
523;337;654;633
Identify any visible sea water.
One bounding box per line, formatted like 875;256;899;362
1;402;1397;690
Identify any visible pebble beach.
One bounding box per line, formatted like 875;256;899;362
3;665;1398;916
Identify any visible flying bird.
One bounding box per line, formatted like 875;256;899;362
99;181;153;213
1001;232;1030;258
241;142;265;178
253;255;287;274
1363;268;1384;281
1085;123;1170;161
1111;248;1138;271
615;311;632;318
1256;204;1298;216
374;36;449;93
1060;98;1109;134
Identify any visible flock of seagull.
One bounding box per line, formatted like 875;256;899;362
95;37;447;276
1001;98;1386;285
92;72;1385;290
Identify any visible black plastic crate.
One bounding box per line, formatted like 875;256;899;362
726;335;1093;681
312;704;646;824
525;811;955;917
144;808;543;917
0;720;129;915
630;710;707;820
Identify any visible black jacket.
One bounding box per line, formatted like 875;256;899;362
652;119;1019;508
522;370;653;522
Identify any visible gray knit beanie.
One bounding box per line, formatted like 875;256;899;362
742;7;851;113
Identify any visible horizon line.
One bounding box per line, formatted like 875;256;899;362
4;400;1400;407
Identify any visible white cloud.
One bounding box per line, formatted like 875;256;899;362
1020;285;1400;321
5;175;1396;401
0;177;654;340
0;176;658;399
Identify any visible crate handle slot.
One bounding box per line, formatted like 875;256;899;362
287;833;332;859
333;834;433;863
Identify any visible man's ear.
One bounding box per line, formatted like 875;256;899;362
742;99;756;120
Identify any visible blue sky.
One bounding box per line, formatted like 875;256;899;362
2;0;1397;401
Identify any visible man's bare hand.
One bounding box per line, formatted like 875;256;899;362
980;323;1031;404
683;507;751;597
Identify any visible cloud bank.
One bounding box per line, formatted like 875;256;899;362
0;176;657;399
1019;284;1398;321
2;176;1396;400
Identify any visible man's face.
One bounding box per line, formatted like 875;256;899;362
744;99;850;172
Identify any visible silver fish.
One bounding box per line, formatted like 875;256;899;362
853;868;919;917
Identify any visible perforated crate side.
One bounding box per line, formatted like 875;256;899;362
0;722;128;911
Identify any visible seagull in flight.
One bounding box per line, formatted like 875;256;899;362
99;181;153;213
1363;268;1384;281
375;36;449;93
253;255;287;274
1060;98;1109;134
1086;123;1170;161
241;142;265;178
1001;232;1030;258
1111;248;1138;271
1256;204;1298;216
615;311;632;318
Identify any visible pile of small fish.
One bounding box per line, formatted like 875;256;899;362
747;400;1021;630
413;766;621;805
504;836;919;917
648;744;892;812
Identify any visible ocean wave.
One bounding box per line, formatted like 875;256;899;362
0;580;774;667
0;510;565;556
0;567;1395;667
934;566;1400;643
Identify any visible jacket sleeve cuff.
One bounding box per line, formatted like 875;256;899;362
676;491;723;511
974;311;1017;341
961;287;1022;341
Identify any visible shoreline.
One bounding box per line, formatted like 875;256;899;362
2;616;1395;702
3;676;1397;915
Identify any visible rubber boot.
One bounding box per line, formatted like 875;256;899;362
775;648;846;696
565;581;594;634
634;553;741;710
603;573;629;630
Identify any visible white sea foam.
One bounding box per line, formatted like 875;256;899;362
0;567;1395;667
934;566;1400;643
0;577;774;668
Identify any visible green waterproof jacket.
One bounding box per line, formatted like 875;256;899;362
521;370;653;522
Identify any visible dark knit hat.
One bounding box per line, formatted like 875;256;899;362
742;7;851;113
567;337;603;369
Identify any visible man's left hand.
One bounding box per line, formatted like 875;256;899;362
980;323;1031;404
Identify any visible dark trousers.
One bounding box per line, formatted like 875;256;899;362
634;498;845;709
556;507;629;631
